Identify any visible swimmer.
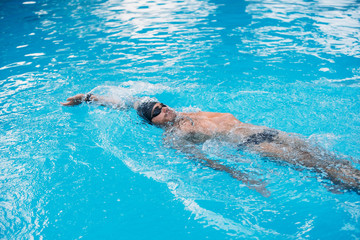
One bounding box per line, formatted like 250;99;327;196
61;93;360;195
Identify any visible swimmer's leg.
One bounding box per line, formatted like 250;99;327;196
255;139;360;193
323;162;360;193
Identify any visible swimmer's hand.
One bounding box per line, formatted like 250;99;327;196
231;171;271;197
61;94;85;106
251;181;271;198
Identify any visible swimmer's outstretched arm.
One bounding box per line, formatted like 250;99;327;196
61;93;137;109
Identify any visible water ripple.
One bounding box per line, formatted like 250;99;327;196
240;0;360;58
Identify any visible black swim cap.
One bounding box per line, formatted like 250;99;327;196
136;101;158;123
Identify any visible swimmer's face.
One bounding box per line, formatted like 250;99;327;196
151;103;176;125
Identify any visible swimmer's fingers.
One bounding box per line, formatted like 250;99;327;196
61;100;80;106
245;177;271;197
61;94;85;106
60;101;72;106
252;183;271;198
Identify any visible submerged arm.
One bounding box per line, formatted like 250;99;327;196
168;139;270;197
197;155;269;195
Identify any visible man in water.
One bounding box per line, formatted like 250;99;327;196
61;93;360;195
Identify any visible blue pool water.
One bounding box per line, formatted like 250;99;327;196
1;0;360;239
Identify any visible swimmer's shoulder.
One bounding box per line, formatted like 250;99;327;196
181;111;221;118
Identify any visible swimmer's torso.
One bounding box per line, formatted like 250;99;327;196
171;112;268;143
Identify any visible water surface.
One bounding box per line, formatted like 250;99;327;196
1;0;360;239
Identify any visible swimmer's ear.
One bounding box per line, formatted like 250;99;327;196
133;101;140;110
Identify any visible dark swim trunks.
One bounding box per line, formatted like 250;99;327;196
238;129;279;149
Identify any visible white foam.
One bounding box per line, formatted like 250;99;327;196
25;53;45;57
0;61;31;71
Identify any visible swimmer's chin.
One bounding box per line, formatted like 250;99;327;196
168;111;177;121
164;110;177;123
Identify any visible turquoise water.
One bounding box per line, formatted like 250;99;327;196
1;0;360;239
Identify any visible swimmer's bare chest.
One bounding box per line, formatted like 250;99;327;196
173;112;266;143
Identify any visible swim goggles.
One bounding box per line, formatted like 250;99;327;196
151;103;167;119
